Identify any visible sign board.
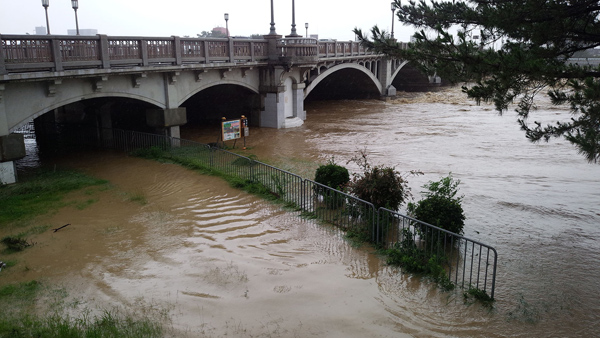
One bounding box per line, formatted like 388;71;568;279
222;119;241;141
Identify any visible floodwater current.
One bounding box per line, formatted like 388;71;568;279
4;86;600;337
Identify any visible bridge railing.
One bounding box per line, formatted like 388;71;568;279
278;37;318;57
317;40;374;58
1;33;401;75
0;34;270;74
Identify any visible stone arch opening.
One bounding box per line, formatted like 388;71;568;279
391;63;436;92
305;64;381;101
179;84;261;140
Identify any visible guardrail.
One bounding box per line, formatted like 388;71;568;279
0;34;269;74
1;34;385;75
49;126;497;299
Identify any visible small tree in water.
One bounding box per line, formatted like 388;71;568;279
314;158;350;209
347;150;415;211
314;157;350;191
408;174;466;235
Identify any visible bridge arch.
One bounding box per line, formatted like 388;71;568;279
390;60;411;83
179;80;259;105
305;63;383;98
8;90;165;133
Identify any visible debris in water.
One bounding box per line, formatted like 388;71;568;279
52;224;71;233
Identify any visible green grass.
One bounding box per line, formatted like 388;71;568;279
123;192;147;205
0;280;40;299
0;169;108;225
0;169;169;336
0;281;163;338
463;286;494;308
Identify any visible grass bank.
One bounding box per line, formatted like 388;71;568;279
0;169;168;337
0;281;164;338
0;169;109;226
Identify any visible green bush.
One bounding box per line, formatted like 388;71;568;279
314;159;350;210
314;159;350;190
408;174;466;235
346;150;410;211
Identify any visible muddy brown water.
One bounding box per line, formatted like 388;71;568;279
3;87;600;337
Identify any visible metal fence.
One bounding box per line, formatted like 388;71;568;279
63;127;497;298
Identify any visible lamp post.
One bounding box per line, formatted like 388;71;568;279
269;0;276;35
391;2;396;39
71;0;80;35
41;0;50;35
305;22;309;38
288;0;299;37
224;13;229;37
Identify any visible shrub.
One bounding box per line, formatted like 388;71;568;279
346;150;412;211
314;159;350;210
314;158;350;190
408;174;465;235
1;236;32;252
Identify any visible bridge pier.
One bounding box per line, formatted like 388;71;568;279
146;108;187;139
259;66;306;129
379;57;397;99
92;103;114;148
0;92;25;184
0;133;26;185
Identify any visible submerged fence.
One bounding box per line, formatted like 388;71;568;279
62;127;497;298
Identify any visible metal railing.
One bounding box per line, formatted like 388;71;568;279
59;127;497;298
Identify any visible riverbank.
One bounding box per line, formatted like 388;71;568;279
0;169;166;337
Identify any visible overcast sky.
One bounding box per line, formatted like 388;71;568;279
0;0;414;41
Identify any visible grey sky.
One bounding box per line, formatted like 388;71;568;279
0;0;414;41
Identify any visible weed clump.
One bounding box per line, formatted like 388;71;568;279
1;236;33;252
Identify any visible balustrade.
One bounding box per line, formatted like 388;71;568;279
2;37;53;63
0;34;383;75
108;39;140;60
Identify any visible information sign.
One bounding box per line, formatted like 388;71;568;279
222;119;241;141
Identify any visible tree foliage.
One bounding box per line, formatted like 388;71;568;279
197;29;227;38
407;174;465;235
314;158;350;190
355;0;600;163
347;150;415;211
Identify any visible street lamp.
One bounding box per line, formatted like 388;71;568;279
288;0;300;37
224;13;229;37
391;2;396;39
71;0;80;35
269;0;276;35
41;0;50;35
305;22;309;38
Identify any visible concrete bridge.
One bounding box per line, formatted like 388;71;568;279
0;33;433;183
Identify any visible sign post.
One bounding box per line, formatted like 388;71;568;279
220;116;249;149
241;115;249;150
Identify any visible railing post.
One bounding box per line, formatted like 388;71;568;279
250;41;256;61
98;34;110;69
204;41;211;63
228;38;234;62
0;34;6;75
51;38;63;72
173;36;182;65
140;39;149;66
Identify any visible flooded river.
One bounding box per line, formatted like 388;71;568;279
5;87;600;337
